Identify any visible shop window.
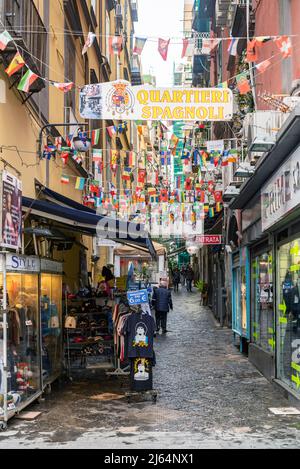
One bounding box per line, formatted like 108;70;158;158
232;248;250;338
41;274;63;385
0;273;41;413
277;238;300;395
252;252;274;353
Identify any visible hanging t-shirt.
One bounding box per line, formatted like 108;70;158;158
130;358;153;392
123;313;156;359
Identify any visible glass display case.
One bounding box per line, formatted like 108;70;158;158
40;260;63;387
0;254;42;424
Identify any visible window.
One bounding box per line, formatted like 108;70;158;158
277;238;300;395
2;0;47;77
252;252;274;353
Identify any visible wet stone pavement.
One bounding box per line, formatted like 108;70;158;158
1;290;300;448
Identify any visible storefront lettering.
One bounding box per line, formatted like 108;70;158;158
262;148;300;231
10;255;38;271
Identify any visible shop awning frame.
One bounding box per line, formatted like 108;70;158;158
22;197;157;259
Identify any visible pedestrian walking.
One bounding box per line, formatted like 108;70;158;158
186;266;194;293
180;265;187;288
172;267;181;293
152;281;173;334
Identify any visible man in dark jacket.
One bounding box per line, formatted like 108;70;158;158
186;266;194;292
152;281;173;334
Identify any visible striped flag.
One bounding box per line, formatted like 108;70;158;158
133;37;147;55
107;126;117;138
181;38;195;58
91;129;100;146
92;149;103;163
5;52;25;77
75;178;85;190
228;38;238;57
0;30;13;51
122;167;131;181
61;175;70;185
17;69;39;93
109;36;123;56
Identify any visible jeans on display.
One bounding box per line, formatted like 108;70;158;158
156;311;168;332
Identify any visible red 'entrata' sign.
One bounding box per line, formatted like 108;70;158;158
196;235;223;245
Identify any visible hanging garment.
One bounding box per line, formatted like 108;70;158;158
123;312;156;359
130;358;153;392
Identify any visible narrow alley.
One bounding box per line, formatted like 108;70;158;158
1;290;300;449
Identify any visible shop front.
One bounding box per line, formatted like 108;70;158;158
0;254;42;427
232;247;251;351
230;107;300;400
40;259;63;387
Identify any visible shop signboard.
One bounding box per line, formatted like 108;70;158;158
127;289;149;306
2;254;41;272
0;171;22;250
262;147;300;231
196;235;223;245
80;80;233;122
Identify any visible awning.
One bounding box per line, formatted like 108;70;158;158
22;197;157;259
114;241;166;258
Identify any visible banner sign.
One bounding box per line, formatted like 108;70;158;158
80;80;233;122
0;171;22;250
127;289;149;306
262;146;300;231
196;235;223;245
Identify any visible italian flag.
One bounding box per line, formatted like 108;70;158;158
53;82;74;93
17;69;39;93
0;30;13;51
91;129;100;146
61;175;70;184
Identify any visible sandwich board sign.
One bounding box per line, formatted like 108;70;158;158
127;289;149;306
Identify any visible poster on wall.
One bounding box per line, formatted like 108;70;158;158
0;171;22;251
80;80;233;122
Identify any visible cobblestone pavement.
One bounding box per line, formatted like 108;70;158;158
1;290;300;448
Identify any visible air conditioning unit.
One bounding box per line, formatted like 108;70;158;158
243;111;288;154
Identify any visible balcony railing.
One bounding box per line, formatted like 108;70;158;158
0;0;47;92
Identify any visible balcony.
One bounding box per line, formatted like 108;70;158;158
0;0;46;93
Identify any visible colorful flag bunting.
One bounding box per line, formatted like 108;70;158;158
181;38;195;58
158;38;170;61
82;32;96;55
0;30;13;51
109;36;123;56
217;81;228;89
275;35;292;58
122;167;132;181
55;137;62;151
61;175;70;185
17;69;39;93
133;37;147;55
53;82;74;93
228;38;238;57
107;126;117;138
91;129;100;146
92;149;103;162
75;178;85;190
5;52;25;77
255;59;271;73
246;39;258;63
201;38;221;55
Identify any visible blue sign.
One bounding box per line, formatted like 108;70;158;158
127;289;149;306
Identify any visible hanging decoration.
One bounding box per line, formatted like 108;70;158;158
158;38;170;61
82;32;96;55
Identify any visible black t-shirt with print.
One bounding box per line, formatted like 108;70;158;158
124;313;156;359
